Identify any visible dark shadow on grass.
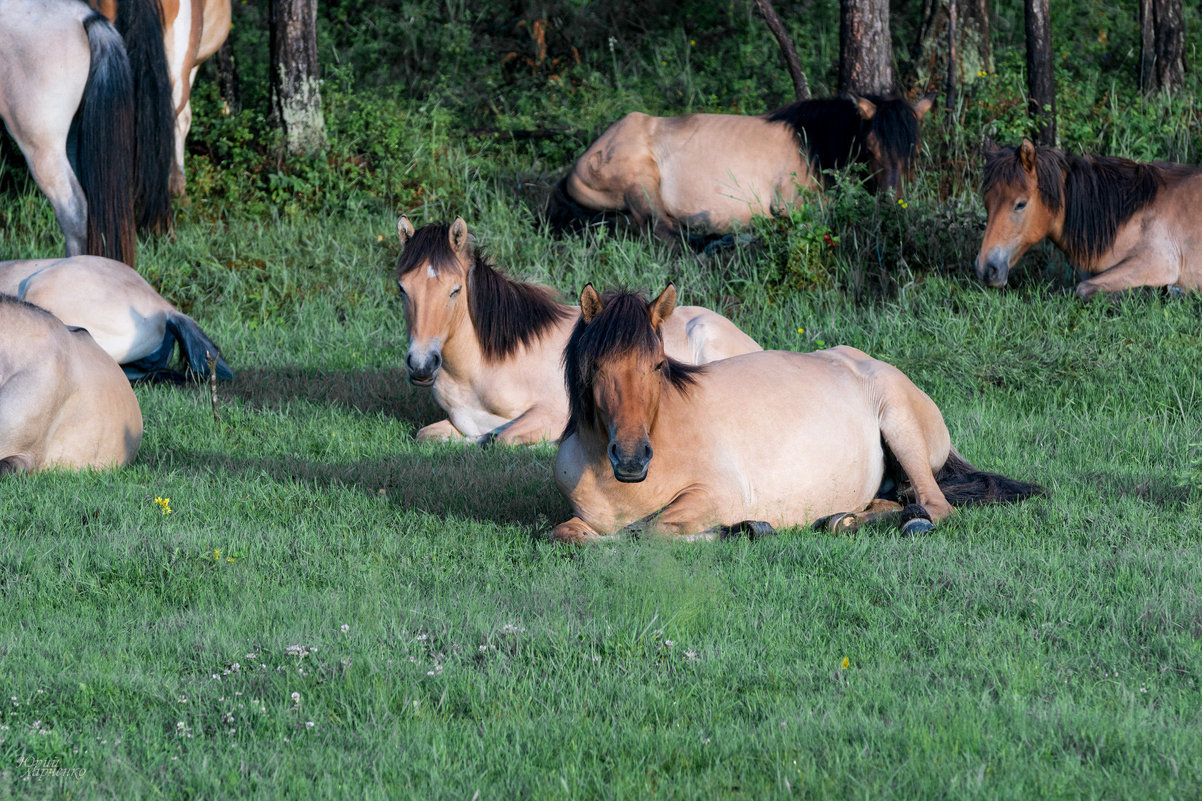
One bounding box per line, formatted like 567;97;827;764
142;444;570;531
1079;471;1199;511
225;365;443;430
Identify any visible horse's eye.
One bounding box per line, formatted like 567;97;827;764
397;282;407;297
450;285;462;298
1015;200;1028;212
654;360;666;372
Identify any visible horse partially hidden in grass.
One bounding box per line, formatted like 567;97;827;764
548;92;935;240
976;138;1202;298
551;285;1043;543
0;294;142;474
0;0;162;266
393;217;761;445
0;256;233;383
91;0;232;198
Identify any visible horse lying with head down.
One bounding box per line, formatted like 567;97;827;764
394;217;761;445
0;294;142;475
976;138;1202;298
548;92;935;240
551;285;1043;543
0;256;233;382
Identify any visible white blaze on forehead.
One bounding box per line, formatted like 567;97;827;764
426;264;438;278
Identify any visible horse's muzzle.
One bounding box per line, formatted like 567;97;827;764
406;349;442;386
975;253;1010;288
608;439;652;483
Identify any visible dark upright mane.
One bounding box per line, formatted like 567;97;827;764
766;95;920;185
395;223;571;361
982;144;1197;264
562;291;704;440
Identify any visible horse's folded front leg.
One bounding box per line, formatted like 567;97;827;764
814;498;904;535
551;516;606;544
1075;251;1178;299
479;405;562;446
416;419;466;442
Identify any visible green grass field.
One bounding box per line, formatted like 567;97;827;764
2;2;1202;797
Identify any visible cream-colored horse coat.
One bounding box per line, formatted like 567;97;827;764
0;296;142;473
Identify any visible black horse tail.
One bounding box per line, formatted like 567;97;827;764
79;13;137;266
167;313;234;381
111;0;174;234
931;449;1046;506
545;175;604;235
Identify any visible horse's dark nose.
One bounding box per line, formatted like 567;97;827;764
977;257;1009;288
406;349;442;385
608;439;653;483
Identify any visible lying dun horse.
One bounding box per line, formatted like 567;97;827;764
0;294;142;474
552;285;1042;542
0;256;233;382
549;92;935;239
91;0;232;197
394;217;761;444
976;138;1202;298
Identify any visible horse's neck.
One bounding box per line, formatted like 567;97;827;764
438;315;486;382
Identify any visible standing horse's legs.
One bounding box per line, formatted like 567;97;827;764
169;67;199;198
19;141;88;257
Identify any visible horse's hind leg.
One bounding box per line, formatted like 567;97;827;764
815;499;903;535
873;368;955;523
15;139;87;256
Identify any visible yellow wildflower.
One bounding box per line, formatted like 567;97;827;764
153;497;172;515
214;549;221;561
840;656;850;670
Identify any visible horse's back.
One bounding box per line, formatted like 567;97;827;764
662;304;761;363
0;256;173;363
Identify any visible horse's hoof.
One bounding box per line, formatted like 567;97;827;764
900;518;936;537
898;503;934;537
720;520;776;540
1167;285;1186;299
824;513;861;535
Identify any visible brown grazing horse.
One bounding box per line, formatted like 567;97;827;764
0;294;142;474
976;138;1202;298
551;285;1042;542
394;217;761;445
0;256;233;382
548;92;935;240
91;0;231;198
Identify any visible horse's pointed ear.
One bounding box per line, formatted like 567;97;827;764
580;284;603;323
397;216;415;245
449;217;470;256
649;284;677;329
913;91;936;119
852;95;877;120
1019;138;1037;172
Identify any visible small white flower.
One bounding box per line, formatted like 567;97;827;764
685;650;699;660
306;721;315;729
291;692;301;704
340;624;349;634
664;640;674;648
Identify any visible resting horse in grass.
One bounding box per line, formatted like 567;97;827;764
548;92;935;240
551;285;1043;543
0;256;233;382
0;294;142;474
91;0;232;198
394;217;761;445
976;138;1202;298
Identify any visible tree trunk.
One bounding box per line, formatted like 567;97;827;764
839;0;894;95
755;0;809;101
269;0;326;155
214;40;241;116
1025;0;1056;145
945;0;957;121
905;0;992;92
1140;0;1185;93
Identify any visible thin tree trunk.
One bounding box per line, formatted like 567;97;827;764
755;0;809;101
1025;0;1056;145
1140;0;1185;93
269;0;326;155
214;40;241;116
839;0;894;95
945;0;958;122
